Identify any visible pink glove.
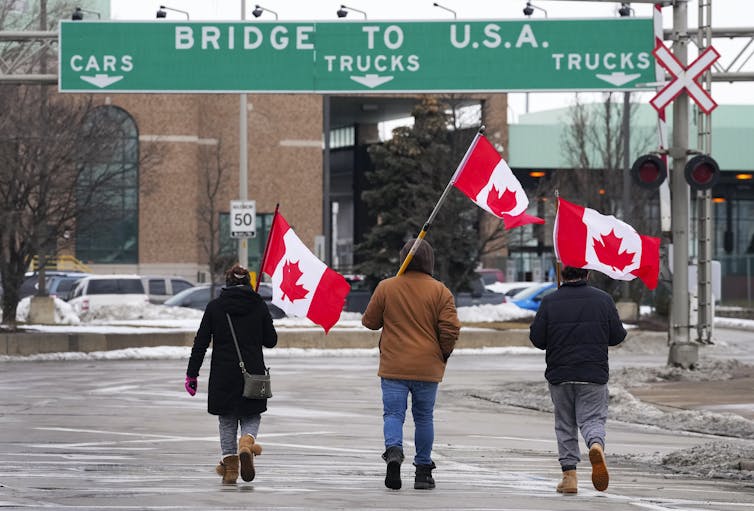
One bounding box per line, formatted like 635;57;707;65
185;375;197;396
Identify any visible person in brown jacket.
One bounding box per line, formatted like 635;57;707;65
362;238;460;491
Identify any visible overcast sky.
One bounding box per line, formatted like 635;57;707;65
106;0;754;117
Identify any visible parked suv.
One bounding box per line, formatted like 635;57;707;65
68;275;149;314
140;275;195;304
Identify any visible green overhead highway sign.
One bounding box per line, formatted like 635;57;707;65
59;18;655;93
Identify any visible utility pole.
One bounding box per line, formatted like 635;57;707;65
667;0;696;366
37;0;49;297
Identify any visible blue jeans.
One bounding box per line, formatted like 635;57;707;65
381;378;438;466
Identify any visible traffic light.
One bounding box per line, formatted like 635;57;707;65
684;155;720;191
631;154;667;189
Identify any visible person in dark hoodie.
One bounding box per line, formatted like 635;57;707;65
529;266;627;494
362;238;460;491
185;265;278;485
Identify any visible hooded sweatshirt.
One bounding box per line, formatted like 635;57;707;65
362;239;460;383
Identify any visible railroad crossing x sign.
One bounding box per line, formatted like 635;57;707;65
650;41;720;114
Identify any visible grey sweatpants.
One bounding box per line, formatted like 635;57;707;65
548;382;609;469
218;414;261;457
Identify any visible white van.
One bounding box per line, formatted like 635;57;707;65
68;275;149;314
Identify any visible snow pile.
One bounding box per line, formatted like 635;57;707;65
609;385;754;439
457;303;535;323
15;296;80;325
661;441;754;480
715;316;754;331
612;358;752;385
78;303;203;323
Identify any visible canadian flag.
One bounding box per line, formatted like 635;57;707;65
261;211;350;333
554;198;661;290
452;134;544;229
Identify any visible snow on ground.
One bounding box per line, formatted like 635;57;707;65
457;303;534;323
473;355;754;481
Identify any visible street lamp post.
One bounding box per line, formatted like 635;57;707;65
238;1;250;267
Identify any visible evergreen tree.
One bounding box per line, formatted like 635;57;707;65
355;97;480;292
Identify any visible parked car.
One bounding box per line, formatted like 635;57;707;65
46;272;90;301
163;283;286;318
476;268;505;285
510;282;557;311
68;275;150;314
343;274;373;313
454;277;507;308
13;271;90;300
140;275;195;304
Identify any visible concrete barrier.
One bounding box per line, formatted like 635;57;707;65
0;327;532;356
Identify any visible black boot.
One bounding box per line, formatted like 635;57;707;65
414;462;436;490
382;446;404;490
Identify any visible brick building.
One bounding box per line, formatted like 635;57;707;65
76;93;509;282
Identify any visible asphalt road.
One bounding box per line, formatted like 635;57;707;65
1;329;753;510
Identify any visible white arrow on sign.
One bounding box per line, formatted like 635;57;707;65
350;74;394;89
650;42;720;114
595;72;641;87
80;74;125;88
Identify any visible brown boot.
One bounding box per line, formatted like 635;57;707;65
556;469;577;494
217;454;239;484
589;443;609;491
238;434;263;482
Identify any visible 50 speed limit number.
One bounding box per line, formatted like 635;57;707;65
230;200;256;238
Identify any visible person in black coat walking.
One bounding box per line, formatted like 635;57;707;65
529;266;626;494
185;265;278;484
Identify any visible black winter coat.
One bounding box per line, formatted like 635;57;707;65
529;280;626;385
187;285;278;416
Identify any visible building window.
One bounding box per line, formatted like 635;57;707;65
219;212;275;274
75;106;139;264
330;126;355;149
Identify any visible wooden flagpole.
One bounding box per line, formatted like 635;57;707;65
255;203;280;292
396;126;486;276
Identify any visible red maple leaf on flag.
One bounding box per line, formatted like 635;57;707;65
486;185;517;216
280;259;309;302
592;229;636;271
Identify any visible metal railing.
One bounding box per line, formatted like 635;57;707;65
30;255;91;273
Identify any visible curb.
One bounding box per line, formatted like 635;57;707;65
0;328;534;356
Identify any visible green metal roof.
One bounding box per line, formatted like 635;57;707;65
508;104;754;172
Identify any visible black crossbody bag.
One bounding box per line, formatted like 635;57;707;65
226;313;272;399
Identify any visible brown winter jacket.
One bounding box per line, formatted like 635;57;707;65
361;240;460;383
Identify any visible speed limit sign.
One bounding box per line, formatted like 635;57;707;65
230;200;256;239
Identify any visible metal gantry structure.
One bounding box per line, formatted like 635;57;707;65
2;1;754;366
